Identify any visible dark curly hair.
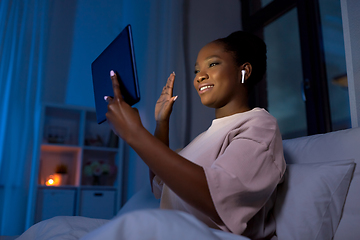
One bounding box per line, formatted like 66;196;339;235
214;31;267;89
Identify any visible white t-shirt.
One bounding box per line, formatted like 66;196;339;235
153;108;286;239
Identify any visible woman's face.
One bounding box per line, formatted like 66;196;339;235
194;42;243;109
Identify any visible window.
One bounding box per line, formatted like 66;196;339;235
241;0;349;138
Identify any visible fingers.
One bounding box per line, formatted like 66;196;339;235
166;95;178;112
110;70;123;100
162;72;175;97
169;72;175;97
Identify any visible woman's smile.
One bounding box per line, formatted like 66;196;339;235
198;84;214;94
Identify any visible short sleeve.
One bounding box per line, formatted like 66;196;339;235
152;175;164;199
204;123;285;235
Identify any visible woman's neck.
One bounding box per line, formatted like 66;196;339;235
215;103;251;119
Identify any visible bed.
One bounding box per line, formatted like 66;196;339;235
4;127;360;239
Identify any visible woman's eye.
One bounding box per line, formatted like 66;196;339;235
209;62;219;67
194;70;199;74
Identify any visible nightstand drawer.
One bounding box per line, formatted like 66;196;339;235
79;189;115;219
35;188;76;222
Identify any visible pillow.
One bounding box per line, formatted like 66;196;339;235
274;160;355;240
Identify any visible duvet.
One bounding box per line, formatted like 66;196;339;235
16;209;250;240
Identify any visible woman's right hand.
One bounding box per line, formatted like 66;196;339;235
154;72;178;123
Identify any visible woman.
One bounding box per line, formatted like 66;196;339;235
17;31;285;240
105;31;286;239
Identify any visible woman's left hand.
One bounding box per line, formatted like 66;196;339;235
105;70;143;142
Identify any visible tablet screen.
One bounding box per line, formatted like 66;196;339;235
91;24;140;124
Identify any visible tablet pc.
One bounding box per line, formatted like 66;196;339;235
91;24;140;124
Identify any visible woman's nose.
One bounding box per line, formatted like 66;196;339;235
197;72;208;83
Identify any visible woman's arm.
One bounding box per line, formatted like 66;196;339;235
130;125;222;224
150;121;170;189
105;71;222;224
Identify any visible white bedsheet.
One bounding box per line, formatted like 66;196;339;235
16;209;250;240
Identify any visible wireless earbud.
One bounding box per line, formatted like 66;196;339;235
241;70;246;84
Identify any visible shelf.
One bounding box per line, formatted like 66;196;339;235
41;144;81;152
37;185;117;191
84;111;119;148
38;185;78;190
38;145;81;186
81;149;118;187
83;145;119;152
43;107;81;145
30;104;122;224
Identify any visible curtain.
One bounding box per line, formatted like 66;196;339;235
0;0;49;235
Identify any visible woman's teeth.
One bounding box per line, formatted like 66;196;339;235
200;85;213;91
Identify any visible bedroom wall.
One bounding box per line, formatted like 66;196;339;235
184;0;242;142
64;0;124;108
42;0;77;104
42;0;123;105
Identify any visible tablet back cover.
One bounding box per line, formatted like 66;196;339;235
91;25;140;124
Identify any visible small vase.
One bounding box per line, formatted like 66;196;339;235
92;175;100;185
92;175;109;185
